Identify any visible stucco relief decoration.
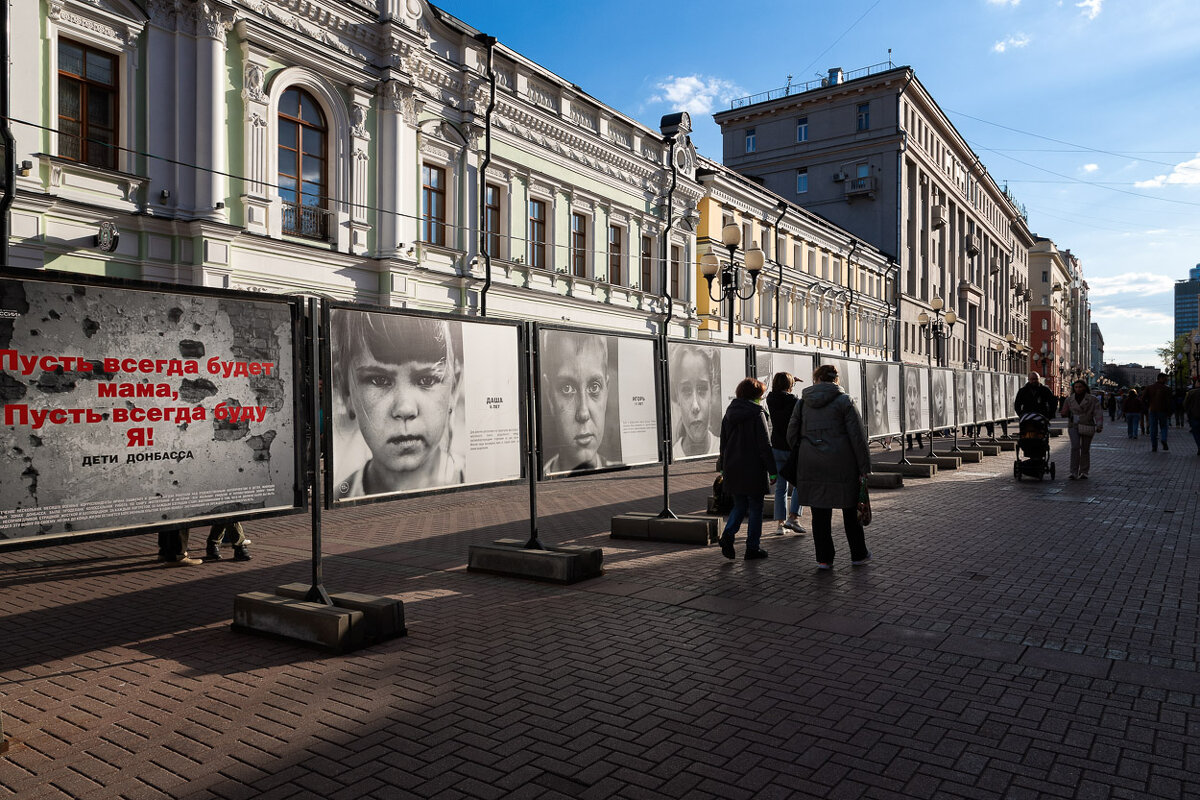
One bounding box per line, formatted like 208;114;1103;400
419;141;451;162
146;0;178;27
609;125;631;148
571;103;598;132
244;64;267;103
351;105;370;140
241;0;368;61
56;9;121;44
527;80;558;112
197;2;233;41
493;67;514;91
249;112;266;129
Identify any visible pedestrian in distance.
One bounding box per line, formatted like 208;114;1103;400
787;364;872;570
1141;373;1172;452
765;372;805;536
1060;380;1103;480
1183;377;1200;456
1014;371;1056;418
716;378;776;561
1122;389;1144;439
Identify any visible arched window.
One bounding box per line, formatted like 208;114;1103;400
278;88;327;239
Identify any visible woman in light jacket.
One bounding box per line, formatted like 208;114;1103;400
1059;379;1103;480
786;364;872;569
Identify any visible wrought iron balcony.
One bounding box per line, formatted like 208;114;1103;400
282;200;328;240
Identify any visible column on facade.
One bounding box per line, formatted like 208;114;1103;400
238;41;271;237
346;87;373;255
146;7;179;217
195;5;230;220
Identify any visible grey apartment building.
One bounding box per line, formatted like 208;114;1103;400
714;64;1034;371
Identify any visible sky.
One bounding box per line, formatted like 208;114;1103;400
434;0;1200;368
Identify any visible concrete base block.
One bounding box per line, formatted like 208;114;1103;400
966;443;1003;455
232;592;365;654
909;455;962;469
867;472;903;489
275;584;406;643
996;439;1017;450
610;513;716;545
469;539;603;584
872;462;937;478
935;449;983;463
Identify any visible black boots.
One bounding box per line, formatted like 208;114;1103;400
232;543;252;562
204;542;222;562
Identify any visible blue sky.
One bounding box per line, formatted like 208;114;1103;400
435;0;1200;367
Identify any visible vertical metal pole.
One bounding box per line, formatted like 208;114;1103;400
304;298;331;605
476;34;496;317
524;322;542;549
1;0;15;268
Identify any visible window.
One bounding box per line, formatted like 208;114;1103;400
571;213;588;277
1041;318;1049;330
608;225;622;285
856;102;870;131
745;128;756;153
796;168;808;194
796;117;808;143
483;184;502;257
640;236;653;291
58;39;118;170
279;87;328;239
670;245;682;299
420;164;446;245
857;163;870;179
529;199;547;268
1041;270;1049;282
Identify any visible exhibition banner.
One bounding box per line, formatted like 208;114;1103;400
863;361;901;439
991;372;1004;422
818;356;864;417
667;340;750;460
756;349;815;391
902;365;931;435
930;368;954;430
972;372;991;424
538;326;659;477
0;271;302;543
328;306;524;502
954;370;971;428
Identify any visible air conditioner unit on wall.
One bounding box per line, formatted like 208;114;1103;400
833;171;847;182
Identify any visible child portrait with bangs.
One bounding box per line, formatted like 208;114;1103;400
332;310;465;499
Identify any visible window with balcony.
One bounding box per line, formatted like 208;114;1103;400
420;164;446;246
796;117;808;143
279;88;328;239
571;212;588;277
529;199;547;268
856;103;870;131
58;39;118;170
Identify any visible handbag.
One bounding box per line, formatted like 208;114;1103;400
780;443;800;486
856;477;872;527
1077;423;1097;437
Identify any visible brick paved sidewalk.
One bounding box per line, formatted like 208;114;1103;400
2;420;1199;799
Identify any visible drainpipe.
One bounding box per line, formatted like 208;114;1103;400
660;137;677;330
475;33;497;317
771;202;786;348
844;238;859;357
1;0;14;268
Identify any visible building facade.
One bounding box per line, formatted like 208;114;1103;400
1175;265;1200;341
1029;237;1072;393
692;158;893;358
9;0;710;337
1089;323;1104;386
712;64;1033;373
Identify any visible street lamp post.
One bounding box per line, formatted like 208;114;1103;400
918;297;956;368
1032;341;1054;393
992;334;1026;373
700;223;764;344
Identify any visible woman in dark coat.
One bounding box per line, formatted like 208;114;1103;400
716;378;776;561
786;364;872;569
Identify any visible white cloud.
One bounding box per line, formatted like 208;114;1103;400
992;33;1031;53
1090;306;1173;326
1082;163;1099;173
1076;0;1103;20
1133;154;1200;188
648;75;744;116
1086;272;1175;298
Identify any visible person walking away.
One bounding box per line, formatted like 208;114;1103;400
787;364;872;570
765;372;805;535
1059;380;1103;479
716;378;776;561
1108;391;1118;421
1122;390;1144;439
205;520;252;562
1183;377;1200;456
1014;371;1056;418
1141;373;1172;452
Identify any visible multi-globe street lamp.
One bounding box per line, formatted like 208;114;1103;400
700;224;764;344
917;297;956;367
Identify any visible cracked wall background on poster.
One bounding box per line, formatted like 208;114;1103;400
0;278;297;541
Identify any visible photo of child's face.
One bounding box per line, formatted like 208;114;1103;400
348;348;454;482
544;335;609;470
675;348;714;452
904;368;921;427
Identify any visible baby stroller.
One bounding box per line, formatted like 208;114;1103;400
1014;413;1055;480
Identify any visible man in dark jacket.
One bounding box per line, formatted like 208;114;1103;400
716;378;775;561
1183;377;1200;455
1141;373;1172;452
1014;371;1055;418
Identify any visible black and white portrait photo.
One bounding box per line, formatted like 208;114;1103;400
864;362;901;438
669;342;748;459
973;372;989;423
821;357;863;414
330;309;522;502
902;365;930;434
930;369;951;430
991;372;1004;421
954;370;969;428
539;329;659;477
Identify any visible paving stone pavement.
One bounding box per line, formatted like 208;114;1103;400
2;421;1199;799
